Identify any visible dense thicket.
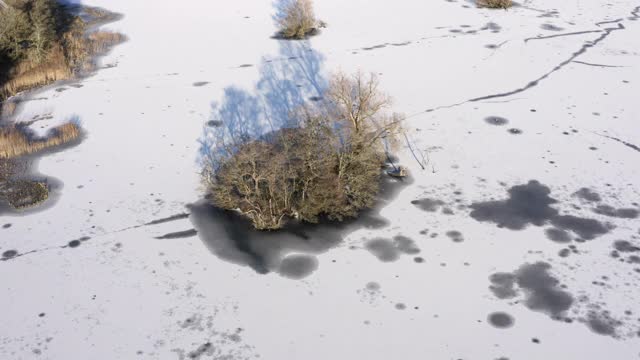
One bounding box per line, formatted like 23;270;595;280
0;0;70;64
0;0;124;100
203;72;404;230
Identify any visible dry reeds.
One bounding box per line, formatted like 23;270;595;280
1;100;18;118
477;0;513;9
87;31;126;59
0;45;72;100
0;122;81;159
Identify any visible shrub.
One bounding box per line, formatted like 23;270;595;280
0;157;49;210
2;179;49;209
477;0;513;9
276;0;320;39
202;72;404;230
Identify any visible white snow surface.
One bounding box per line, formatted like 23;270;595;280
2;0;640;359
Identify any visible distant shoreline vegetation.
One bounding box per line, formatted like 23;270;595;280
0;0;126;103
0;1;124;212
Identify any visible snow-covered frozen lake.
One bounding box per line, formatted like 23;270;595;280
2;0;640;359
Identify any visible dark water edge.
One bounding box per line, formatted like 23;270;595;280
189;172;413;278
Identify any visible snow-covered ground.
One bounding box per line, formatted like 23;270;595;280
2;0;640;359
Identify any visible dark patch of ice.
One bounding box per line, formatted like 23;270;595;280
365;238;400;262
155;229;198;239
593;205;639;219
445;230;464;243
393;235;421;254
470;181;611;239
545;227;572;243
277;254;319;279
573;188;601;202
411;198;445;212
515;262;574;316
489;273;518;299
488;312;515;328
485;116;509;126
470;180;559;230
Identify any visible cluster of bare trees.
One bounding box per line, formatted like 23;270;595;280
202;72;404;230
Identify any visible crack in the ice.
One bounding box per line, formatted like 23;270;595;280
466;23;624;103
524;29;604;43
572;60;624;68
595;18;625;26
1;212;192;264
419;23;625;113
596;133;640;153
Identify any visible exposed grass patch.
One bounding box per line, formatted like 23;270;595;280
477;0;513;9
0;121;81;159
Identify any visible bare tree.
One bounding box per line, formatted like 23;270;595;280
327;71;404;149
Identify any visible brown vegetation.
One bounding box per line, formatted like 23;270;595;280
477;0;513;9
1;99;17;117
0;157;49;210
0;0;125;101
276;0;322;39
0;121;81;159
203;72;404;230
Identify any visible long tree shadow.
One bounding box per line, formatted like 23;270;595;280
199;41;326;164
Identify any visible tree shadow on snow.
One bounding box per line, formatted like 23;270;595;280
198;40;326;165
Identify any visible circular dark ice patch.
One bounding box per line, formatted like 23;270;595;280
445;230;464;243
484;116;509;126
277;255;319;280
488;312;515;328
365;238;400;262
365;282;381;291
508;128;523;135
68;240;81;248
2;250;18;259
2;224;11;229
